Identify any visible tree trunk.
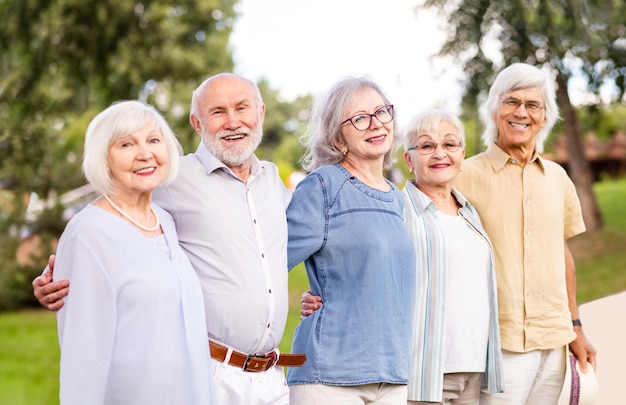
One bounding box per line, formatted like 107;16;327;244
555;74;603;233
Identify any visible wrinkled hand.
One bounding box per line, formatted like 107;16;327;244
569;326;597;373
32;254;69;311
300;290;323;319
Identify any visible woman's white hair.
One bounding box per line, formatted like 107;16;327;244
403;108;466;151
479;63;560;152
82;100;182;194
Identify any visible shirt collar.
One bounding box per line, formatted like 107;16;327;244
485;143;546;173
404;180;471;217
451;187;471;209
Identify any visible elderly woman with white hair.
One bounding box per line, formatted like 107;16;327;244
54;100;212;405
402;109;504;404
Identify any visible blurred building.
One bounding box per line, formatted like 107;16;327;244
544;131;626;181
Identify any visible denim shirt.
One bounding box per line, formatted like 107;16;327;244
286;164;416;386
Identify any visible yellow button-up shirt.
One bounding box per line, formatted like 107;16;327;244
454;144;585;352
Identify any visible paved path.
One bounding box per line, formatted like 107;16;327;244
579;291;626;405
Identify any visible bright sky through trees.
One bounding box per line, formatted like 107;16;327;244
230;0;463;127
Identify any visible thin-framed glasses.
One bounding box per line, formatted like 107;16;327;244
500;97;545;113
341;105;394;131
407;140;464;155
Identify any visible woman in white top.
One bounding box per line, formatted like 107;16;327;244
402;109;504;404
54;100;212;405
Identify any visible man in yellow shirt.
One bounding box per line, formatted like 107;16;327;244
454;63;597;404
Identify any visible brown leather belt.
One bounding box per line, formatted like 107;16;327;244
209;341;306;372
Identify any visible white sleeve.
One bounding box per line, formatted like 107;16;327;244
55;232;116;405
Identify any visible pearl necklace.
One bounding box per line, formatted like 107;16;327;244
104;195;161;232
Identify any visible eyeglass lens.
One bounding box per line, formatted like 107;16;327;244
502;98;543;112
412;140;463;155
347;105;394;131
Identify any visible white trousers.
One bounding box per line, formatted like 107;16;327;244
290;382;407;405
209;357;289;405
480;347;566;405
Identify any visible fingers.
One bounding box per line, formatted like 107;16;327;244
300;298;322;318
46;297;66;311
584;342;598;371
42;284;69;311
33;279;69;310
32;271;52;290
300;290;312;301
300;301;322;311
49;254;56;272
571;340;588;372
577;352;589;372
569;333;597;373
588;351;597;371
32;271;55;303
299;290;324;318
301;290;323;304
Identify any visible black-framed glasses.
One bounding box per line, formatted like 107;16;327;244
341;105;394;131
500;98;545;113
407;140;464;155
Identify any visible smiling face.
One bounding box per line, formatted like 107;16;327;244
495;86;546;154
107;124;169;198
191;74;265;168
336;87;393;165
404;120;465;190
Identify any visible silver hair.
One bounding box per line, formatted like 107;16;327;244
82;100;182;194
479;63;560;152
300;77;398;172
403;108;466;151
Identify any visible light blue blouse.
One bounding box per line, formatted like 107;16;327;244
286;164;416;386
55;204;212;404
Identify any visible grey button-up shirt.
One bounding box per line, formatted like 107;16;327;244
154;143;291;355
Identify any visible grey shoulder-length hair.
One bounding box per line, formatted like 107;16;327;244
479;63;560;153
82;100;182;195
299;77;399;172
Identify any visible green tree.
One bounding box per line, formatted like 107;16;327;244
256;78;312;178
578;103;626;140
0;0;237;309
419;0;626;232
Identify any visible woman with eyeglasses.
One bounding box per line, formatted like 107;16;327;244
286;77;416;404
402;109;504;404
301;109;506;404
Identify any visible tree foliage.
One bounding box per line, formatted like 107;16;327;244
256;79;312;178
419;0;626;232
0;0;238;309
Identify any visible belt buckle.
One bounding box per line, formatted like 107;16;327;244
243;351;278;372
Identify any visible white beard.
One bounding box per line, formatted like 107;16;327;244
203;123;263;167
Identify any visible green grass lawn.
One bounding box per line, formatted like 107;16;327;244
569;178;626;303
0;310;59;405
1;178;625;405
